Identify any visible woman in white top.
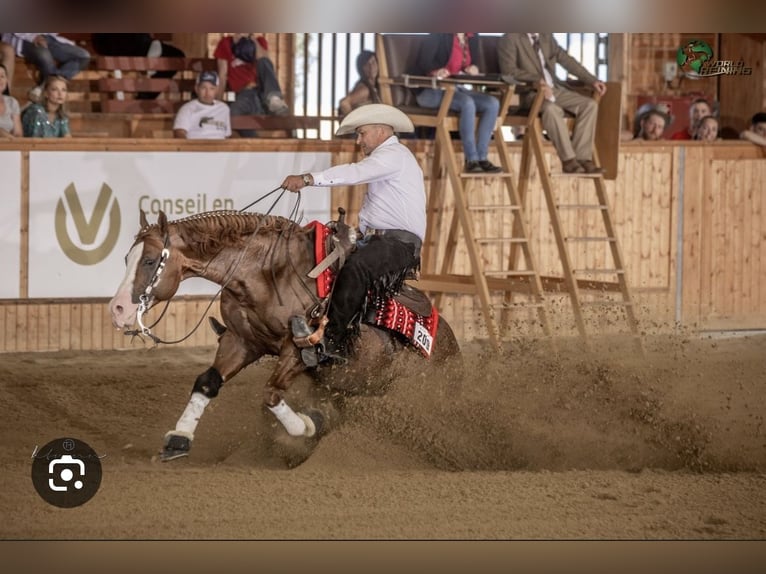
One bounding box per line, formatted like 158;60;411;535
0;64;22;138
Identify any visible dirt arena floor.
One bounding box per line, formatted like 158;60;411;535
1;331;765;540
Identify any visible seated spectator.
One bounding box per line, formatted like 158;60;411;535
0;40;14;92
633;103;672;141
412;33;501;173
91;34;186;100
670;97;714;140
173;71;231;140
693;115;719;141
22;75;70;138
740;112;766;147
1;34;89;100
0;63;22;137
498;32;607;174
338;50;380;117
214;33;290;137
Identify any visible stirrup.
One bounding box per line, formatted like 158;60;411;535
317;338;348;365
290;315;328;348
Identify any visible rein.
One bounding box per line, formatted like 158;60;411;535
126;186;313;346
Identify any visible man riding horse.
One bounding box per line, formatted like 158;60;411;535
281;103;426;363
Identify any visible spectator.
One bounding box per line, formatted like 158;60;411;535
0;63;22;138
412;33;501;173
0;40;14;92
670;97;714;140
214;33;290;137
338;50;380;117
91;34;186;100
740;112;766;147
173;71;231;140
22;75;70;138
1;34;89;99
633;103;672;141
498;33;607;174
693;115;719;141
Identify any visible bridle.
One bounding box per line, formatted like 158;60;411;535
136;236;171;337
125;230;171;342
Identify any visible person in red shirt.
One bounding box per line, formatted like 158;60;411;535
670;97;713;140
214;33;289;137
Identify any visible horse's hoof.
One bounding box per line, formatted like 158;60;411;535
159;433;191;462
296;413;317;438
305;409;325;437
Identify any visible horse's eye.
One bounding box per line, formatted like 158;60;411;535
142;257;156;266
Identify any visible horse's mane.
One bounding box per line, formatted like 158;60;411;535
136;211;304;258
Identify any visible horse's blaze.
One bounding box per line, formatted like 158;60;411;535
109;243;143;329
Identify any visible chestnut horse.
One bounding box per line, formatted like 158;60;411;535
108;210;460;462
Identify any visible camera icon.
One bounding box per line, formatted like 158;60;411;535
48;454;86;492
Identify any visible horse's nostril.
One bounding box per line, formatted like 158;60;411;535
115;304;124;314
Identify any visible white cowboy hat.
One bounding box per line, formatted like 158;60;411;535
336;103;414;136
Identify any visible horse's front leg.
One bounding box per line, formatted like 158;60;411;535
264;340;320;438
160;331;257;462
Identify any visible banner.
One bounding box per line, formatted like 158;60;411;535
0;152;21;299
28;151;332;297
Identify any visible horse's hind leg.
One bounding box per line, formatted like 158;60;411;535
160;333;255;462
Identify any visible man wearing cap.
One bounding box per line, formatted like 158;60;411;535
173;71;231;140
281;103;425;362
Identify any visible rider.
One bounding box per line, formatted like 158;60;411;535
281;103;426;362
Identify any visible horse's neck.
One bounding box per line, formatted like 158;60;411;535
173;215;308;287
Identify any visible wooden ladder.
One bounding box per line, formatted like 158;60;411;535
513;82;643;349
412;81;553;348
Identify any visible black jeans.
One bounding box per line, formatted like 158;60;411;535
326;233;420;345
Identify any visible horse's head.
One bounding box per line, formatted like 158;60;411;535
109;210;184;329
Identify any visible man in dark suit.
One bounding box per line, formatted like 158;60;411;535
498;33;607;174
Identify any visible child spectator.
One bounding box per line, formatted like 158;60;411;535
173;71;231;139
22;75;70;138
0;63;22;137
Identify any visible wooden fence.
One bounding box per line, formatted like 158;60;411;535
0;138;764;352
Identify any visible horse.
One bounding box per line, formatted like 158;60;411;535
108;209;461;463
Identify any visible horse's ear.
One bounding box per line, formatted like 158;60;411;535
158;210;168;234
139;209;149;229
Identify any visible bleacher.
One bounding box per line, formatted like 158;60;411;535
10;33;318;138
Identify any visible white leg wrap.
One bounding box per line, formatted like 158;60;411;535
269;400;308;437
175;392;210;437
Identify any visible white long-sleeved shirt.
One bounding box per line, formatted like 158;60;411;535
310;135;426;241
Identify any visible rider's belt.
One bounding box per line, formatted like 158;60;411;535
364;228;422;256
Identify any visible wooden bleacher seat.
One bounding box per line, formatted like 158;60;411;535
94;55;319;136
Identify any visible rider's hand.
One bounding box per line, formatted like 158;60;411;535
282;174;311;193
